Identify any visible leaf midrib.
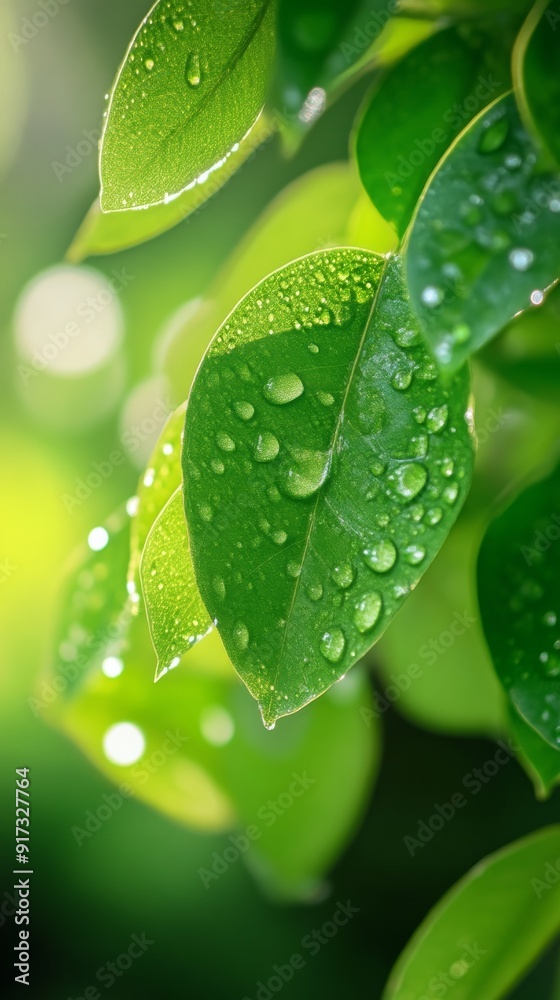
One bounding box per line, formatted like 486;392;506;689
262;253;391;721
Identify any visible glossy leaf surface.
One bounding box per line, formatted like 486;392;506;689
184;250;474;726
406;93;560;371
514;0;560;170
100;0;276;210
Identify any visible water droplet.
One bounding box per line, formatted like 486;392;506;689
286;561;302;578
280;448;330;499
443;483;458;504
306;582;323;601
316;390;335;407
216;431;235;452
233;622;249;651
394;463;427;502
391;370;413;391
353;592;382;632
320;628;346;663
543;611;557;627
426;405;448;433
531;289;544;305
331;563;355;589
185;51;201;87
145;57;155;71
272;529;287;545
413;406;426;424
233;400;254;421
363;539;397;573
254;432;280;463
211;458;225;474
478;115;509;153
404;544;426;565
263;373;304;405
213;577;226;599
199;504;213;522
509;248;534;272
425;507;443;525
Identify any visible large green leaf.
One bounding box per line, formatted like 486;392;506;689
68;114;274;260
478;462;560;752
100;0;276;211
514;0;560;171
162;161;397;402
355;26;508;237
45;602;380;898
383;826;560;1000
183;249;474;727
405;92;560;371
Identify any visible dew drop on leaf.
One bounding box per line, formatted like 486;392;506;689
362;540;397;573
320;628;346;663
353;592;382;633
185;51;201;87
262;373;304;405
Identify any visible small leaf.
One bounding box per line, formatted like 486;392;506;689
478;461;560;752
128;402;187;592
383;826;560;1000
100;0;276;210
405;92;560;371
68;114;274;260
509;706;560;800
141;487;211;679
355;26;508;237
514;0;560;171
183;249;474;726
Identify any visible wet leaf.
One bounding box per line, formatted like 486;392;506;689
68;114;274;260
100;0;276;210
478;461;560;752
183;250;474;726
383;826;560;1000
355;27;508;237
514;0;560;171
141;487;211;679
405;92;560;371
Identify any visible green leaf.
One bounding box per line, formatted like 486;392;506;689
141;486;211;679
162;161;398;402
100;0;276;211
383;826;560;1000
509;706;560;800
514;0;560;171
377;518;505;737
355;26;508;237
405;92;560;371
128;402;187;591
478;462;560;752
46;603;380;897
400;0;532;14
68;114;274;260
183;249;474;727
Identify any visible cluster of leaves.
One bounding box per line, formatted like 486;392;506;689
46;0;560;994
